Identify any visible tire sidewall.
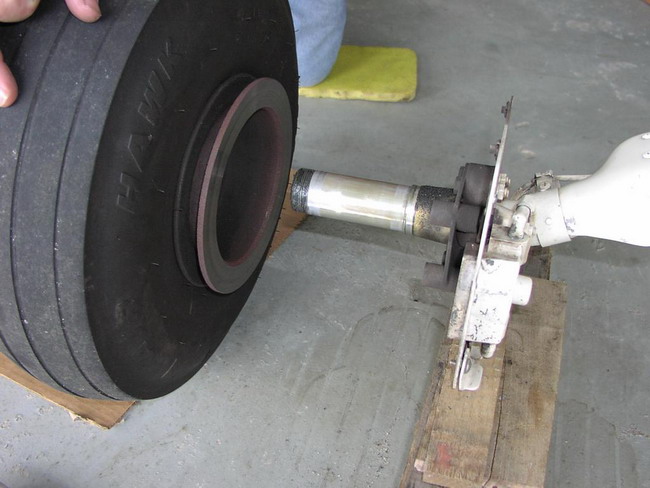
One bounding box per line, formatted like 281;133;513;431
84;0;298;398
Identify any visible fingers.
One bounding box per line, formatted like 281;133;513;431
0;50;18;107
0;0;32;108
0;0;41;22
0;0;101;108
64;0;101;23
0;0;101;23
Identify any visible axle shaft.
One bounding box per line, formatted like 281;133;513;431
291;169;477;245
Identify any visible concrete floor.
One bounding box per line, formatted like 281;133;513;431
2;0;649;487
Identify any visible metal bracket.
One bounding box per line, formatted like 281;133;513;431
453;98;513;390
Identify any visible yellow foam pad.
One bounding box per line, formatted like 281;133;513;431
299;45;417;102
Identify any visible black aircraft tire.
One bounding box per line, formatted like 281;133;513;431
0;0;298;400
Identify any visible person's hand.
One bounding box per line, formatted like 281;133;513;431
0;0;101;107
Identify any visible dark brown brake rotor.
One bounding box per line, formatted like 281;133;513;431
196;78;293;294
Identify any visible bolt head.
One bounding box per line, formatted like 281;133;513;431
496;173;510;201
642;133;650;140
643;152;650;160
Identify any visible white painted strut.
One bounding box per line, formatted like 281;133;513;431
525;133;650;247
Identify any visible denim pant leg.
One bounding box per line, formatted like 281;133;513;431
288;0;347;87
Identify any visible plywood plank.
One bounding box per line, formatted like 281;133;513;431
0;353;133;429
487;279;566;488
269;170;307;255
420;344;505;487
400;266;565;488
400;337;452;488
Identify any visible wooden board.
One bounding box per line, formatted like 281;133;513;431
400;275;566;488
0;353;133;429
0;174;306;428
269;170;307;254
487;279;566;488
400;337;454;488
420;342;505;487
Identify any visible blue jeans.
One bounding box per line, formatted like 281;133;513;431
289;0;347;86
